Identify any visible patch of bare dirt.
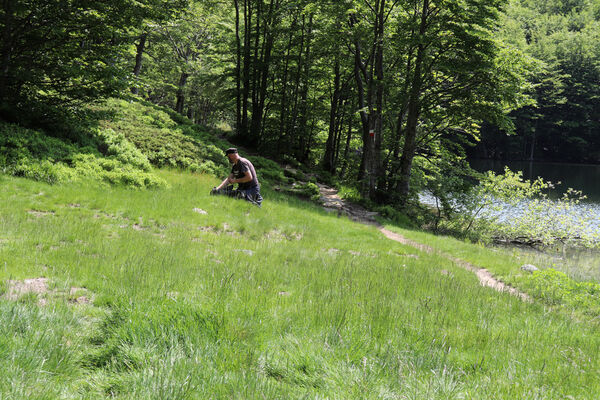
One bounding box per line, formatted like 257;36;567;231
264;229;303;242
5;278;49;300
317;184;531;302
27;210;55;217
3;278;94;305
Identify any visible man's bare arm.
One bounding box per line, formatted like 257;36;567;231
230;171;252;184
216;173;234;190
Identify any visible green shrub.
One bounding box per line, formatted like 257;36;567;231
521;268;600;316
0;121;165;188
96;99;229;175
11;159;75;184
286;182;321;202
375;205;416;228
71;154;166;188
0;122;81;163
95;128;151;171
249;156;286;184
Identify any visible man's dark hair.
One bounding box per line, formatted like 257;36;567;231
225;148;238;155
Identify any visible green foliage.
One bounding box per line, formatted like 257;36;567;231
295;182;321;202
96;98;229;176
477;0;600;163
521;269;600;316
0;120;165;188
0;0;189;122
432;167;599;247
248;156;287;184
0;122;82;164
374;205;416;228
95;128;152;172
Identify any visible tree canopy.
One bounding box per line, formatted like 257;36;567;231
1;0;596;206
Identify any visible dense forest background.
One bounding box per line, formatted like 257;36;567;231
1;0;598;205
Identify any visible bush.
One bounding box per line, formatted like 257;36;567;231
249;156;286;184
0;122;81;163
95;128;152;171
11;159;75;184
0;121;165;188
286;182;320;202
375;205;416;228
520;269;600;316
97;98;229;175
71;154;166;188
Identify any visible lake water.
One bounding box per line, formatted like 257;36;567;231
469;159;600;281
469;159;600;203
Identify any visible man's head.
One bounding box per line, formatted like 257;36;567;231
225;147;239;164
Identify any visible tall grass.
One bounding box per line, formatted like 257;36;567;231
1;170;599;399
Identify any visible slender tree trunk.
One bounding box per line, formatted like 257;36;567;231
249;0;262;138
234;0;242;133
131;32;148;95
241;0;252;138
396;0;429;203
529;120;537;161
322;54;341;173
175;72;189;115
333;98;347;170
288;15;306;155
350;12;370;184
296;14;313;162
277;15;296;148
372;0;385;196
0;0;14;101
251;0;278;147
350;0;386;199
340;104;353;178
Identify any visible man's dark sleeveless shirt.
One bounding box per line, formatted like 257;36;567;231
232;157;259;190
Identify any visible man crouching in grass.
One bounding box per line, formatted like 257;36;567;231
211;148;263;207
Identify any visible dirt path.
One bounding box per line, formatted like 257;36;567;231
318;183;531;302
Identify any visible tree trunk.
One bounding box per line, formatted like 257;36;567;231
130;32;148;95
396;0;429;203
288;15;306;156
340;107;354;178
175;72;189;115
234;0;242;134
529;120;537;161
333;98;347;170
296;14;313;162
251;0;277;147
322;54;341;173
277;15;296;149
372;0;385;196
0;0;14;101
350;0;386;200
240;0;252;138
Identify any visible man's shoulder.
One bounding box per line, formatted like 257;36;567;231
238;157;255;168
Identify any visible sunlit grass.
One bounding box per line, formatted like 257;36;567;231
1;170;599;399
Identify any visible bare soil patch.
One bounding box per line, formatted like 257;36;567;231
3;278;93;305
27;209;55;217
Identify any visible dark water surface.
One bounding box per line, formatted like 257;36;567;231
469;159;600;203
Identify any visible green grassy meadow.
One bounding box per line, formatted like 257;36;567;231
1;170;599;399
